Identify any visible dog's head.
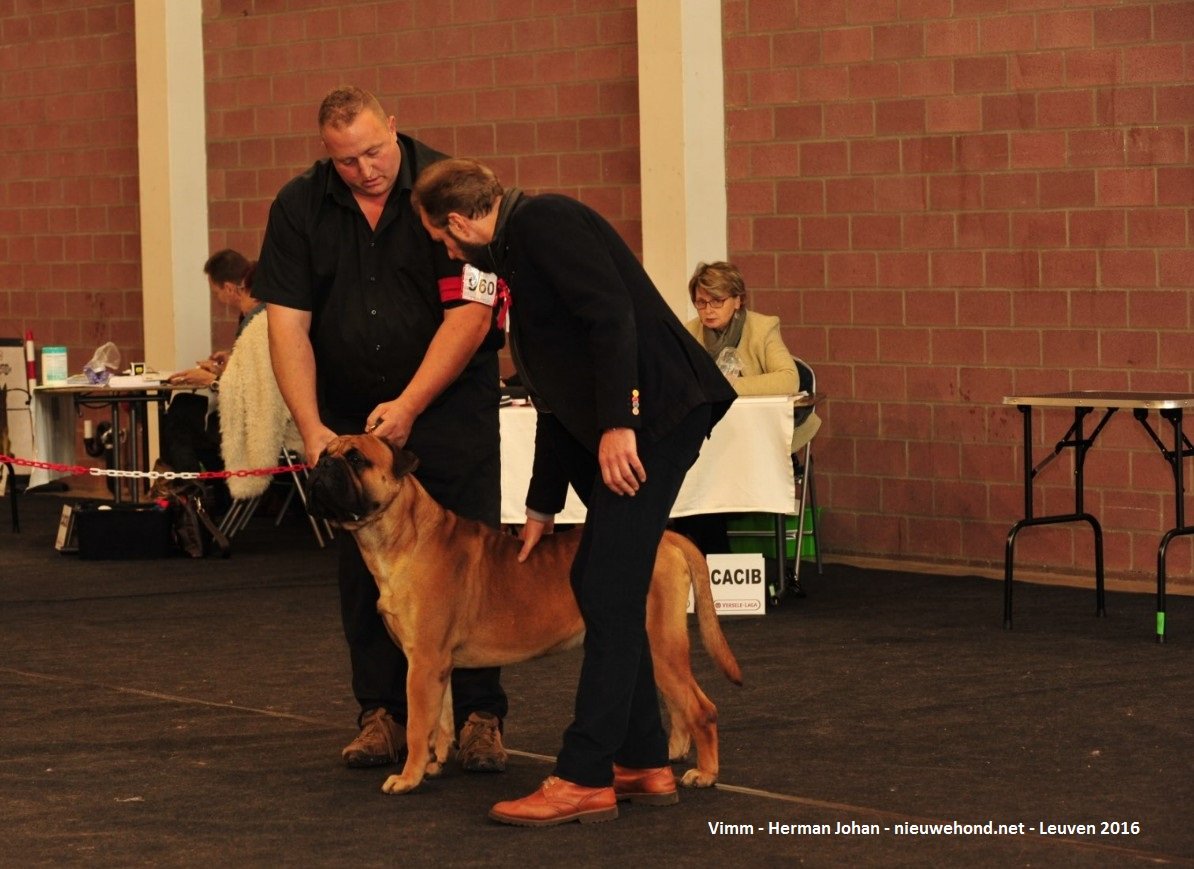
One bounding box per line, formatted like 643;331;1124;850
308;434;419;528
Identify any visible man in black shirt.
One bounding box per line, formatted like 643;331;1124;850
253;87;508;773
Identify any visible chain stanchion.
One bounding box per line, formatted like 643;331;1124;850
0;454;309;482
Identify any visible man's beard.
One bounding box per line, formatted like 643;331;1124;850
448;227;493;269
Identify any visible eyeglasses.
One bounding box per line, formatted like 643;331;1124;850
694;297;728;310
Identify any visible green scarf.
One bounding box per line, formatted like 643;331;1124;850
700;307;746;359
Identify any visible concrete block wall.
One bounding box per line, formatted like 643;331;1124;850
4;0;1192;585
202;0;641;350
1;1;143;364
723;0;1194;582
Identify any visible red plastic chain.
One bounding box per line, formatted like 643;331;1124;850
0;454;309;480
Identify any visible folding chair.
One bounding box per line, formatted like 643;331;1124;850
789;356;823;594
218;448;333;548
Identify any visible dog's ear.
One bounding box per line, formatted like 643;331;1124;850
389;445;420;479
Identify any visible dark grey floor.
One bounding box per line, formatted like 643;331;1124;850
2;491;1192;867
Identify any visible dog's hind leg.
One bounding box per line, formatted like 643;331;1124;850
675;681;719;788
425;682;454;778
382;651;452;795
658;682;692;762
653;654;720;789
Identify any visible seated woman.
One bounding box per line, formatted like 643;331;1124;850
673;261;820;554
159;250;261;485
168;249;264;389
217;285;302;504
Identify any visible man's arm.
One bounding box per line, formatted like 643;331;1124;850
366;302;491;446
266;303;337;462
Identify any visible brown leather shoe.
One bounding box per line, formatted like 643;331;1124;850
489;776;618;827
613;763;679;805
341;708;405;768
456;711;508;772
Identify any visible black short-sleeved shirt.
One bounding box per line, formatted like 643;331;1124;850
254;133;497;422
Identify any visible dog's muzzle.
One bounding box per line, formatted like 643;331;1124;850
307;454;370;523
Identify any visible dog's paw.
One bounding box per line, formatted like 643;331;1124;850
381;774;422;794
679;768;717;789
425;760;444;778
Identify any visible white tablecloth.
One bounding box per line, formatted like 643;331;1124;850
28;383;192;490
28;390;76;488
499;395;797;525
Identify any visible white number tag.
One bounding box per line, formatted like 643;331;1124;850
461;264;499;307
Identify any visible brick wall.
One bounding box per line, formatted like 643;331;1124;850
202;0;640;350
724;0;1194;583
5;0;1192;586
0;1;142;369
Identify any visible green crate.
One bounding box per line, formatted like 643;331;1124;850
726;508;821;559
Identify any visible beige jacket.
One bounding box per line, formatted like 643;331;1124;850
685;309;820;452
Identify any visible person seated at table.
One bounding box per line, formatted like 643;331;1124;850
168;249;263;389
673;261;820;555
216;265;304;506
159;250;261;479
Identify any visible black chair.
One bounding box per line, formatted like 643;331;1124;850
218;448;333;548
789;356;823;594
721;358;823;604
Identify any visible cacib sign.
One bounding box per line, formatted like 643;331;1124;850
686;553;766;616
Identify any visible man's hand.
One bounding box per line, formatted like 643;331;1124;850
517;515;555;562
598;427;645;495
302;424;338;467
364;398;417;448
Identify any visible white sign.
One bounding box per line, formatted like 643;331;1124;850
687;553;766;616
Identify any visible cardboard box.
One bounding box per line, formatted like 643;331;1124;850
75;504;173;560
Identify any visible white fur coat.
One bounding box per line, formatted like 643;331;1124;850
218;314;303;499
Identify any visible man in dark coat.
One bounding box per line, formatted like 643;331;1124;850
413;158;736;826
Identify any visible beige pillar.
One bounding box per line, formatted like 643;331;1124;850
135;0;210;373
636;0;727;319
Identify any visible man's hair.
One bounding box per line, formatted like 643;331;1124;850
318;86;386;130
688;261;747;303
203;249;252;285
412;158;504;228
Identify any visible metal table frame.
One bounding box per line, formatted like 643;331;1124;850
35;383;195;504
1003;391;1194;643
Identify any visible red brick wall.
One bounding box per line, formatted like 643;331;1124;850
6;0;1192;586
0;1;143;369
202;0;640;350
724;0;1194;583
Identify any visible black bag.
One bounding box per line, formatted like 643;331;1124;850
150;471;230;558
75;504;173;560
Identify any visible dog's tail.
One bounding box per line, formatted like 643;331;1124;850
672;531;743;687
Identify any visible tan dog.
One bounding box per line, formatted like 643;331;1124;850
308;434;742;795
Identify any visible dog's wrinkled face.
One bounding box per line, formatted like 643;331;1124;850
308;435;419;527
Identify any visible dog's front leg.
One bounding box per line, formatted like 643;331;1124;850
381;652;451;795
425;682;454;778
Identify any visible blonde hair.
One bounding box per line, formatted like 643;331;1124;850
318;86;386;131
688;261;746;304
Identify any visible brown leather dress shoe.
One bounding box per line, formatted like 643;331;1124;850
612;763;679;805
489;776;619;827
341;708;406;768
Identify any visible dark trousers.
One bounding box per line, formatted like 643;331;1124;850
330;362;508;734
541;405;711;787
670;512;731;555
